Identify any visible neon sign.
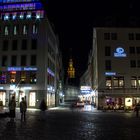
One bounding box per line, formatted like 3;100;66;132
7;67;37;71
105;72;116;76
114;47;126;57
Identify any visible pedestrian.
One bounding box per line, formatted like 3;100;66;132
39;99;47;121
135;104;140;117
9;96;16;122
20;97;27;122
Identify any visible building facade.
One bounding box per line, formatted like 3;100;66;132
0;0;63;108
92;27;140;109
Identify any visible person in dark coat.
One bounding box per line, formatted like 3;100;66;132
20;97;27;122
9;96;16;122
39;99;47;120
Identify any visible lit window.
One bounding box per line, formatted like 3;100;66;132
4;26;9;35
20;71;26;84
23;25;27;35
10;71;16;84
32;24;38;34
106;77;112;88
0;72;6;84
13;25;17;35
131;76;137;88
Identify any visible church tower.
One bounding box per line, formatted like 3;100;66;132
67;58;75;79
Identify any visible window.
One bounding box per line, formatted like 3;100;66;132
32;24;38;34
138;77;140;87
104;33;110;40
131;76;137;88
111;33;117;40
137;60;140;67
23;25;28;35
12;40;18;50
11;55;17;66
129;46;135;54
31;39;37;50
105;60;111;70
130;60;136;68
0;72;6;84
2;56;7;66
128;33;134;40
106;77;112;88
21;55;26;66
4;26;9;35
113;76;124;88
29;71;37;84
105;46;111;56
2;40;9;51
136;33;140;40
13;25;18;35
31;55;36;66
10;71;16;83
136;47;140;54
20;71;26;84
21;39;27;50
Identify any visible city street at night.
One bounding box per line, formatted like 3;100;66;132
0;106;140;140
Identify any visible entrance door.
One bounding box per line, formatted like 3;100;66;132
0;91;6;106
29;92;36;106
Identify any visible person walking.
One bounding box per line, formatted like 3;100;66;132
9;96;16;122
20;97;27;122
39;99;47;121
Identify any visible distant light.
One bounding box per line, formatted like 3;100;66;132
36;15;40;19
20;15;24;19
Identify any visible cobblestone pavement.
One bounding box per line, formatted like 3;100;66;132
0;107;140;140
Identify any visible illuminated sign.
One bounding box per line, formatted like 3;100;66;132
80;86;91;94
105;72;116;76
47;68;55;77
0;87;4;89
7;67;37;71
114;47;126;57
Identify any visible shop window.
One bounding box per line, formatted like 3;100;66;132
29;71;37;84
0;72;6;84
10;71;16;84
131;76;137;88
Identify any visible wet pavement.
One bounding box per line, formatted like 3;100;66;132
0;106;140;140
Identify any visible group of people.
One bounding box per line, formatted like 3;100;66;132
8;96;47;122
9;96;27;122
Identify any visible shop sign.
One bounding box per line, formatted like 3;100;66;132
114;47;126;57
105;72;116;76
7;67;37;71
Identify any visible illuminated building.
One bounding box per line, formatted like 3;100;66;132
67;58;75;79
92;27;140;109
0;0;63;108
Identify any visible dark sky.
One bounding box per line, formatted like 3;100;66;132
45;0;139;84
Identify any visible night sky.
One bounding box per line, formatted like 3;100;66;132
45;0;139;85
